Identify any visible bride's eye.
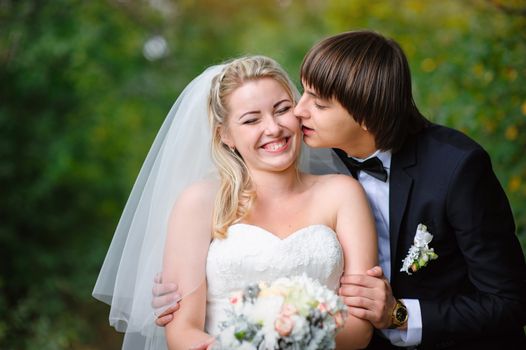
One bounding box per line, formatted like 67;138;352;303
276;106;292;115
242;118;258;125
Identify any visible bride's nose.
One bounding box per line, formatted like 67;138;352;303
263;115;281;135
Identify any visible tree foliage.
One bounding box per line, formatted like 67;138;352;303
1;0;524;348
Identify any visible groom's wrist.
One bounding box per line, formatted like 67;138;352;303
388;299;408;329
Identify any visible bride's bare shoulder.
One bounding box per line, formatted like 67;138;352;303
167;179;217;239
305;173;361;192
175;178;218;211
303;173;365;206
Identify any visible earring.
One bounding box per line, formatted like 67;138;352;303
229;146;236;153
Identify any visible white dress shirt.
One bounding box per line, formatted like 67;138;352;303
349;150;422;347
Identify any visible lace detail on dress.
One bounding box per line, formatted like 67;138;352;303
205;224;344;335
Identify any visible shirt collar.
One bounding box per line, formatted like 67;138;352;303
349;149;392;171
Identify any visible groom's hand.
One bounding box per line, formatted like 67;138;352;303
189;337;215;350
152;273;181;327
339;266;397;329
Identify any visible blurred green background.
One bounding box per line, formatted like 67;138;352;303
1;0;525;348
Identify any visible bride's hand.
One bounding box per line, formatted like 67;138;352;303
152;272;182;327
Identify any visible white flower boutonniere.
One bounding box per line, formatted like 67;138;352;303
400;224;438;275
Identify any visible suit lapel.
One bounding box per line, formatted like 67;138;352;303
389;138;417;278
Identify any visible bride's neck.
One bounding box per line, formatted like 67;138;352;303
250;167;303;199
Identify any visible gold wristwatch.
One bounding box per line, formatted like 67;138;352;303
389;299;408;328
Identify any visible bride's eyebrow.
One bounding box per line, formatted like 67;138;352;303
238;110;260;120
273;99;292;108
236;98;292;120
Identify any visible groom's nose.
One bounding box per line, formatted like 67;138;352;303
294;93;309;119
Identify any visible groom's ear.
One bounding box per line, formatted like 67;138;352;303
360;122;368;132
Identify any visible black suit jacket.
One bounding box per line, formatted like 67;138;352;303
339;124;526;349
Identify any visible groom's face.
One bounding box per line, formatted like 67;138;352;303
294;83;374;158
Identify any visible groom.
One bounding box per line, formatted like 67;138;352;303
293;30;526;349
155;31;526;349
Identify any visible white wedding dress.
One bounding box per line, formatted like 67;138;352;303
205;223;344;335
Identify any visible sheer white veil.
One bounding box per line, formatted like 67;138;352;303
92;61;348;349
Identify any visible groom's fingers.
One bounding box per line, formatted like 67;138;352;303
151;292;180;309
163;303;181;316
189;337;215;350
366;266;384;277
340;284;368;298
345;297;391;327
348;305;386;326
152;282;179;297
339;283;382;301
154;303;181;327
340;272;394;328
347;303;373;319
155;313;174;327
341;273;383;288
341;295;374;309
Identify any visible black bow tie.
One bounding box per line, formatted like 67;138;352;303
334;149;388;182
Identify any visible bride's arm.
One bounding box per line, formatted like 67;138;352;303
162;181;216;350
330;175;378;349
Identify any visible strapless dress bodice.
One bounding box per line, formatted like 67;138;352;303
205;223;344;335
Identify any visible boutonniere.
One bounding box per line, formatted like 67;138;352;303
400;224;438;275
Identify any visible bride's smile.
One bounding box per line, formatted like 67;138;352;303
260;137;290;153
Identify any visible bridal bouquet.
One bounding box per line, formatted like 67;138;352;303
212;274;347;350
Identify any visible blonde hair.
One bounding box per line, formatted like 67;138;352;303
208;55;297;238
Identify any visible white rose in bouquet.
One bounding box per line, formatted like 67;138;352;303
212;274;347;350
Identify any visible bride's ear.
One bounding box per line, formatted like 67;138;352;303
219;125;235;151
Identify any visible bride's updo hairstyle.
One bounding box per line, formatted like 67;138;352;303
208;55;297;238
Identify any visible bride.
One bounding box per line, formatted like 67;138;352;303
93;55;377;349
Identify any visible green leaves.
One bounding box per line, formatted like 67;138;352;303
1;0;524;349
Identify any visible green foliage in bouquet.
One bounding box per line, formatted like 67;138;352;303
213;275;347;350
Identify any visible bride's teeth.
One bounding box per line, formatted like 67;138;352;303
265;139;286;151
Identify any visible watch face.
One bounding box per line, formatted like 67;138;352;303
396;305;408;322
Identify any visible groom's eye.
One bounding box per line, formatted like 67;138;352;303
314;102;327;110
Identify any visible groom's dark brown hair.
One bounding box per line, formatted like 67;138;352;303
300;30;429;152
